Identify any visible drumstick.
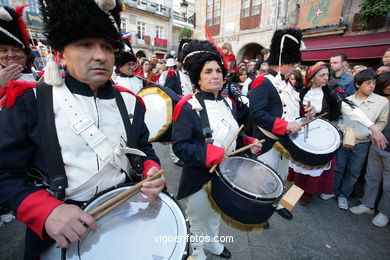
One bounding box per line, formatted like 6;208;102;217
88;170;164;218
209;125;244;173
301;112;328;127
227;139;265;157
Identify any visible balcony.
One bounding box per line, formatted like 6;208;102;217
154;38;167;47
124;0;171;18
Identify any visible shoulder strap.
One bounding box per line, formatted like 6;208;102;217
195;93;214;144
113;88;144;180
36;83;68;200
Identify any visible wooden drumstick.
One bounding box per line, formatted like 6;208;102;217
209;125;244;173
227;139;265;157
88;169;164;219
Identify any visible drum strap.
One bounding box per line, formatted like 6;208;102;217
113;88;144;181
36;83;68;200
195;94;214;144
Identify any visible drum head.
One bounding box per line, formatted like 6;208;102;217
138;87;172;142
219;156;284;200
289;118;341;154
67;187;188;259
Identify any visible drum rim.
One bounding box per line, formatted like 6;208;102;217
138;86;173;142
217;156;285;201
68;183;190;259
289;118;342;154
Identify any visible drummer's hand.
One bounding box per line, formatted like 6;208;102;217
250;139;262;154
140;166;166;202
304;105;316;117
369;125;388;150
286;121;302;134
0;64;23;88
44;204;97;248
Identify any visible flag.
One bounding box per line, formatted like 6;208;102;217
121;32;132;41
298;0;344;30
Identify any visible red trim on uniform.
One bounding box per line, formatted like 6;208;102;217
114;85;146;111
272;117;288;135
37;71;44;77
0;81;36;108
250;72;269;90
16;190;63;239
0;87;5;99
142;160;161;179
336;88;345;93
172;94;193;121
228;96;237;105
242;136;255;146
206;144;225;168
167;70;176;77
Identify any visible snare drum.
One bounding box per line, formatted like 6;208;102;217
278;118;342;167
206;156;284;232
138;86;180;142
66;184;189;259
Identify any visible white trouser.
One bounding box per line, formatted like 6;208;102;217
182;188;224;260
257;147;290;210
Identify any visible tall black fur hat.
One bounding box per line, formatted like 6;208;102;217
267;28;303;66
38;0;123;51
181;40;227;89
115;38;136;66
177;38;192;63
0;6;30;51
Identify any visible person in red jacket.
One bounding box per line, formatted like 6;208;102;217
221;42;237;73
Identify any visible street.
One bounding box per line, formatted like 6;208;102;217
1;143;389;260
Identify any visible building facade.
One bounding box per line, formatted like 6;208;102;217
3;0;195;59
194;0;389;66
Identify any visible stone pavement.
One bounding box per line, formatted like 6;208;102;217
1;143;389;260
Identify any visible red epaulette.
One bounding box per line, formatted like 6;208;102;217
172;94;193;121
1;81;36;108
251;72;269;90
114;85;146;111
167;70;176;78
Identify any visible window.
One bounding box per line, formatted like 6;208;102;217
155;26;164;39
241;0;261;18
121;18;128;32
0;0;9;6
240;0;262;30
137;21;145;39
28;0;40;13
206;0;220;26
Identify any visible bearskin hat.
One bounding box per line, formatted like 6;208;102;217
267;28;303;66
38;0;123;51
0;6;30;52
181;40;227;89
115;38;136;67
177;38;192;63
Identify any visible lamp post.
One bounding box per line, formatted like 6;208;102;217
180;0;188;22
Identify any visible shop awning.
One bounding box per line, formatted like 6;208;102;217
301;32;390;61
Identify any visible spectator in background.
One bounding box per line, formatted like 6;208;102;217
247;59;257;80
352;65;368;77
150;54;158;73
258;62;270;75
376;64;390;75
295;64;308;78
221;42;237;73
138;58;158;87
155;60;166;81
333;70;389;210
261;48;270;61
381;48;390;66
349;72;390;227
289;69;304;92
238;67;252;96
158;58;175;86
330;53;356;96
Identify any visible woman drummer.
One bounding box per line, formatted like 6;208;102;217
172;40;262;260
287;64;385;205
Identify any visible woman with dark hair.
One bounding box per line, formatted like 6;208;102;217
287;65;383;205
238;67;252;96
172;40;262;260
137;58;158;87
350;72;390;227
289;69;304;92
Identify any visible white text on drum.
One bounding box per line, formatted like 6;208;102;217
154;234;234;245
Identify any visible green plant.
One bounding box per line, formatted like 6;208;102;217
179;27;193;39
358;0;390;29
